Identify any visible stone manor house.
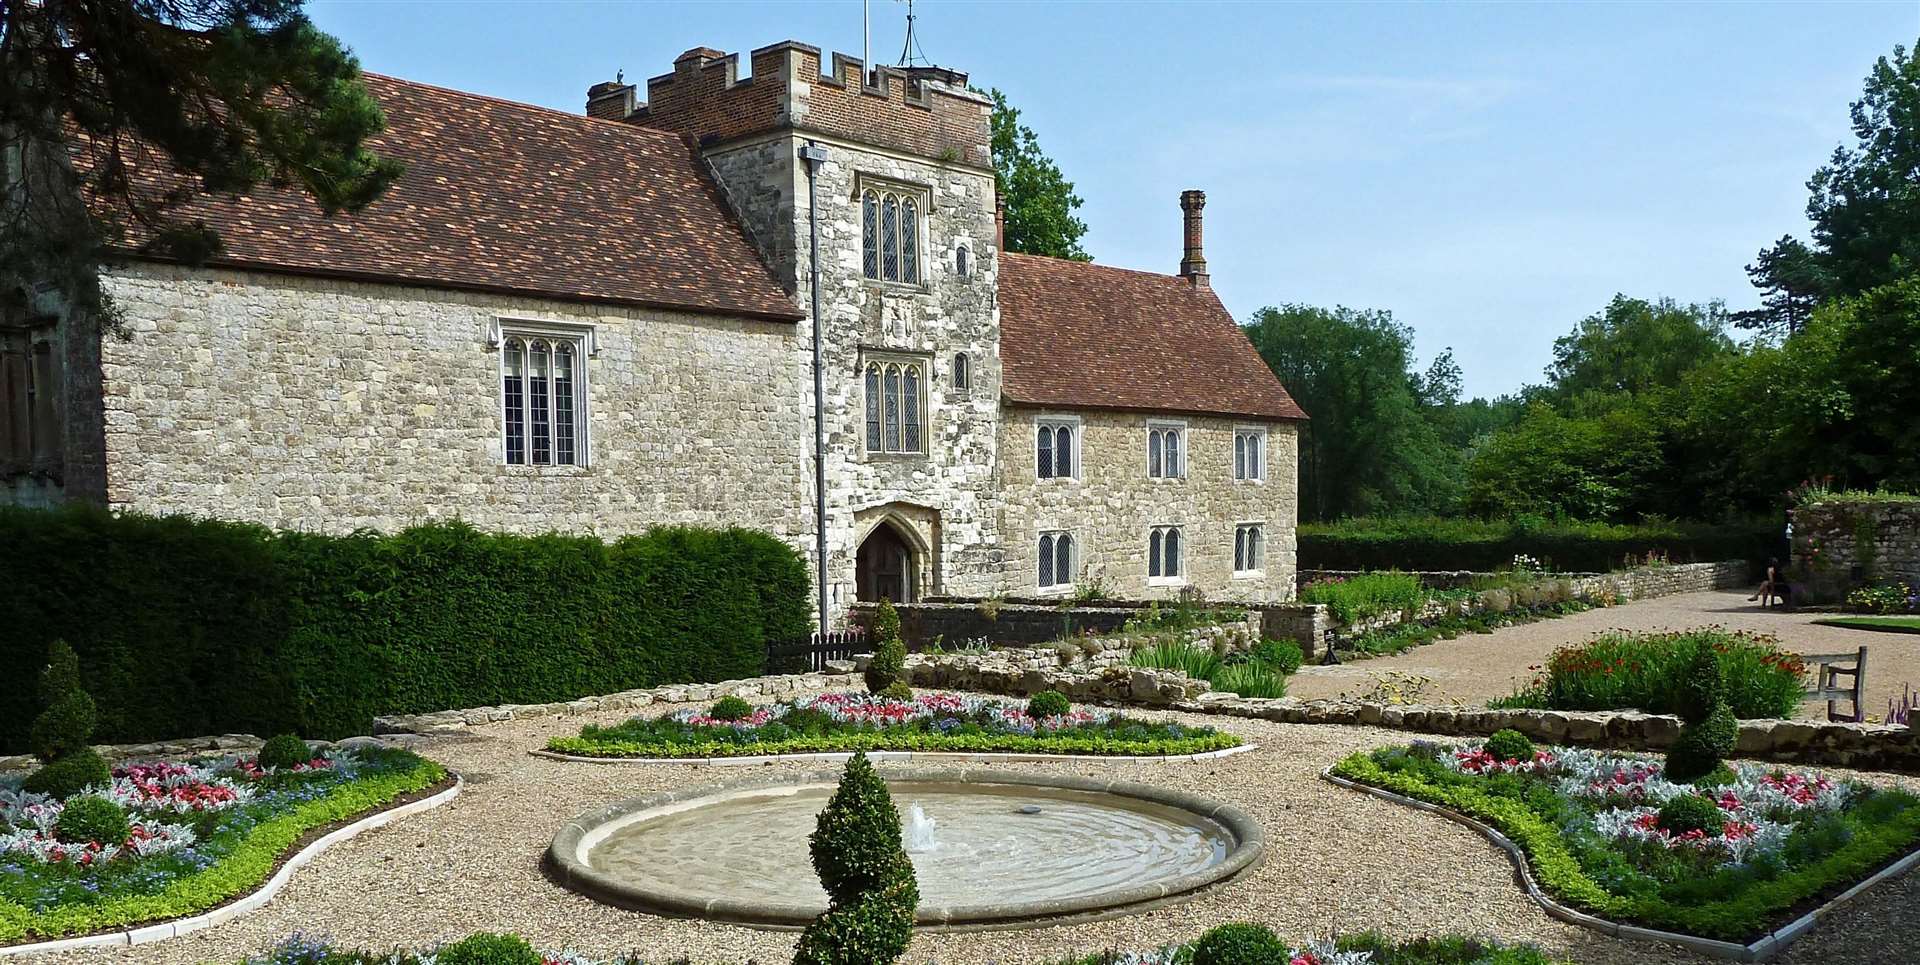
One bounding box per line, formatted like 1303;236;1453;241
1;41;1306;622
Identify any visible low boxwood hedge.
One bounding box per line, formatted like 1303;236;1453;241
1300;516;1771;572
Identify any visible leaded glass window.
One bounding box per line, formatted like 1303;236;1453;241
864;359;927;454
501;330;587;466
859;185;925;284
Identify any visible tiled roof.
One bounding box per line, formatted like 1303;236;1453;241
997;253;1307;421
88;74;801;322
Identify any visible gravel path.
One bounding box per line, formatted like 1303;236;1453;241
27;699;1920;965
1289;589;1920;719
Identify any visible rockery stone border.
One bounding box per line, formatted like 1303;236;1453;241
546;767;1264;931
1178;694;1920;771
0;774;463;958
372;670;855;736
1322;766;1920;962
528;744;1258;766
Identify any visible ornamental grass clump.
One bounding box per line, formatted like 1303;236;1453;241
865;601;908;695
1667;646;1739;784
22;641;112;800
794;752;919;965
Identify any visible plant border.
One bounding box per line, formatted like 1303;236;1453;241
1812;617;1920;636
1323;756;1920;962
544;730;1244;761
530;744;1257;766
0;757;453;954
547;767;1265;930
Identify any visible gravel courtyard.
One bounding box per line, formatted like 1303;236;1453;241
1289;589;1920;719
30;697;1920;965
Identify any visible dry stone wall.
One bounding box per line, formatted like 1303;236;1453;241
1791;501;1920;601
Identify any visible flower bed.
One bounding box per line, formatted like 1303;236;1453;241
545;691;1241;759
0;744;445;945
1490;629;1806;718
1060;924;1555;965
1331;738;1920;942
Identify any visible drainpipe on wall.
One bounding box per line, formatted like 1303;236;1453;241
799;140;832;637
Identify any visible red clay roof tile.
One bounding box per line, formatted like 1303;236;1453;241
87;74;801;321
998;252;1306;421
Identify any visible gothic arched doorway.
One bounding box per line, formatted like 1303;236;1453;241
855;521;917;604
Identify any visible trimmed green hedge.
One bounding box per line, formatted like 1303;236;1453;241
1299;516;1774;572
0;506;810;750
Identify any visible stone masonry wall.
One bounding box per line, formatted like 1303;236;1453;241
93;265;810;540
1791;501;1920;601
704;129;1003;615
997;408;1300;603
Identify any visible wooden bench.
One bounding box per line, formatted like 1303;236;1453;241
1802;646;1868;723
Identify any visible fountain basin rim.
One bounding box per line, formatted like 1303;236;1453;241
529;744;1257;766
546;767;1264;929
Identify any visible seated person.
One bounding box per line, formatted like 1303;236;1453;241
1748;557;1789;606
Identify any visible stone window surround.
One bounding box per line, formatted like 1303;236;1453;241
1148;524;1186;586
860;348;930;459
1035;413;1082;481
1036;529;1075;594
854;172;932;291
1146;419;1187;481
1234;426;1267;483
488;316;598;470
951;351;971;394
1233;521;1265;578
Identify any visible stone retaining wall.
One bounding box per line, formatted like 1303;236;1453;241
1265;561;1751;655
1792;501;1920;601
1178;694;1920;772
852;600;1262;650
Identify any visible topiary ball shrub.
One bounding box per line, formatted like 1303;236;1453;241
436;932;543;965
1026;690;1071;720
791;872;918;965
809;752;916;904
879;681;914;703
23;748;111;800
709;695;754;721
1656;794;1725;838
865;601;907;694
1484;728;1536;763
257;733;313;771
54;795;131;846
1191;922;1289;965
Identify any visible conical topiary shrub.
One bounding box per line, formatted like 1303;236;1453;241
1666;644;1737;783
22;641;111;800
794;752;919;965
864;600;907;694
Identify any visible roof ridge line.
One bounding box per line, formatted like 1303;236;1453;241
362;71;688;144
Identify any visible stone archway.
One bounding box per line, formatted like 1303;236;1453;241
855;518;919;604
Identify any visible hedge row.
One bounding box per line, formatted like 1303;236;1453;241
0;506;811;750
1298;516;1777;572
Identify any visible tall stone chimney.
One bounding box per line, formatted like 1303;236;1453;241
586;79;636;120
1179;190;1208;288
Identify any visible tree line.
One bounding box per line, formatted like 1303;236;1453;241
1247;40;1920;525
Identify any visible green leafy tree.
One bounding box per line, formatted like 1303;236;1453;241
982;87;1088;260
1744;41;1920;324
1543;295;1734;410
1244;304;1461;519
1;0;403;331
1465;401;1665;521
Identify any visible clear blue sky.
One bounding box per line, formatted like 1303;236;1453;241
306;0;1917;399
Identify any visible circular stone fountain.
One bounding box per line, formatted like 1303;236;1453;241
548;768;1263;929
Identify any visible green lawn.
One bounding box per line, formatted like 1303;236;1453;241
1814;616;1920;634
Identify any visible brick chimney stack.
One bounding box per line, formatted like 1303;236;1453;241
1179;190;1208;289
586;78;636;120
